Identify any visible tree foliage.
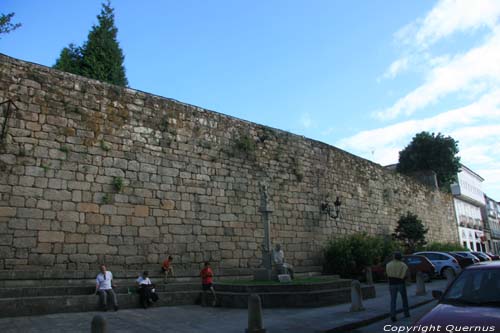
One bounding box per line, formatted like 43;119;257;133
0;12;21;37
53;44;83;74
393;212;428;254
53;1;128;86
323;233;400;278
423;242;468;252
397;131;460;189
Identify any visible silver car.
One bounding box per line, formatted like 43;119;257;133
413;251;462;276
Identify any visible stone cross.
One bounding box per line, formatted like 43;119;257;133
260;184;273;271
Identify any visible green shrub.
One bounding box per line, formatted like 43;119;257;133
323;233;399;278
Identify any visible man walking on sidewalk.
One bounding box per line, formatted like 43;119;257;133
386;252;410;322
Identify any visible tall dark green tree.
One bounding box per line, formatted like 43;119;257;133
397;131;460;189
392;212;428;254
0;12;21;37
53;1;128;86
53;44;83;74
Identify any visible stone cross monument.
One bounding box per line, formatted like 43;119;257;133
253;183;274;280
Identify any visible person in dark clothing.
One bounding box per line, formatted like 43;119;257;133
136;271;156;309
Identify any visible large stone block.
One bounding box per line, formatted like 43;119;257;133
85;213;104;225
29;253;55;266
77;203;99;213
88;244;117;255
134;205;149;217
169;225;193;235
38;231;65;243
85;234;107;244
139;226;159;238
0;207;16;217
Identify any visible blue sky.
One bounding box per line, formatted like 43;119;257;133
1;1;499;199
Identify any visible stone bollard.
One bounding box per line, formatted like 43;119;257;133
246;294;266;333
350;280;365;312
91;315;107;333
415;271;427;296
365;267;374;285
444;268;455;287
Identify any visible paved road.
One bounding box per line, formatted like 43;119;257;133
347;300;438;333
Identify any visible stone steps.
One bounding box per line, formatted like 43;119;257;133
0;289;201;318
0;267;331;317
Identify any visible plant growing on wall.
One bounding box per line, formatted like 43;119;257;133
102;193;112;204
112;176;123;192
392;212;428;254
232;133;256;159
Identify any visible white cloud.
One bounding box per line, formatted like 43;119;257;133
342;0;500;198
398;0;500;48
341;89;500;151
299;112;313;129
337;97;500;197
381;57;409;79
374;28;500;120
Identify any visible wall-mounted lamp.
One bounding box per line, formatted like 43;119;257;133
321;196;342;219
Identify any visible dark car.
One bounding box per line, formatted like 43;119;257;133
447;252;476;268
471;251;492;262
413;261;500;328
371;255;435;282
453;251;480;263
485;252;499;261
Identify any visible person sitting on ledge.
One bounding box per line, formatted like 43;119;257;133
136;271;158;309
273;244;294;279
95;264;118;311
161;255;175;283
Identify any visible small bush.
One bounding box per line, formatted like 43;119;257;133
102;193;112;204
112;176;123;192
234;134;256;155
323;233;399;278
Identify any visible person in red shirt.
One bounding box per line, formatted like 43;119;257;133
200;261;217;306
161;256;175;283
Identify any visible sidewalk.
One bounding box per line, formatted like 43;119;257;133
0;279;447;333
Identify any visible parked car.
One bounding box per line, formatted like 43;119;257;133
471;251;492;262
453;251;480;263
485;252;499;260
413;251;461;276
413;261;500;327
447;252;476;268
371;255;435;282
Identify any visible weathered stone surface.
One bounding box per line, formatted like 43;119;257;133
0;207;16;217
0;54;460;271
38;231;65;243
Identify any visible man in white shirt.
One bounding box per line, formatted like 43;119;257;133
95;264;118;311
273;244;294;279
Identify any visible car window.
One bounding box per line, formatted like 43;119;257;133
421;253;436;260
435;253;449;260
444;269;500;304
405;257;422;264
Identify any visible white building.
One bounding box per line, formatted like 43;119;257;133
450;165;486;252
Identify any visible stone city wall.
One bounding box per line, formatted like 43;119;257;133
0;54;459;273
